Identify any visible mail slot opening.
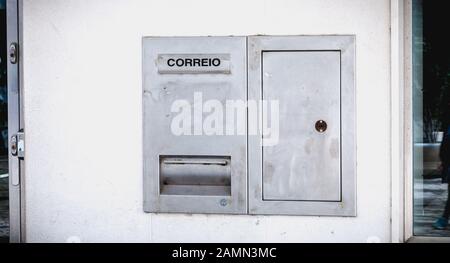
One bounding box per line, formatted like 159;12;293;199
159;156;231;196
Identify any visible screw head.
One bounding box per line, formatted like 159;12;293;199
220;199;227;207
9;43;18;64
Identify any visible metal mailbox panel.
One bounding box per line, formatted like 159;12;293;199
248;36;356;216
262;51;341;201
143;37;247;214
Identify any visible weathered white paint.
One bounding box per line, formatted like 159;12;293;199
22;0;392;242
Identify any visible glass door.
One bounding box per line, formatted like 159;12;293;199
412;0;450;238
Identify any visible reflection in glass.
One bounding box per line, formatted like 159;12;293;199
413;0;450;237
0;0;8;243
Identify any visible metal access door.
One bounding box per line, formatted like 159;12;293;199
248;36;356;216
7;0;23;243
261;50;342;202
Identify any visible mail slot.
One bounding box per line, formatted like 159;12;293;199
160;156;231;196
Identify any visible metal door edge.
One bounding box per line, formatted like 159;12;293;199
7;0;24;243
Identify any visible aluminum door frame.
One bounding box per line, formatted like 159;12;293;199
7;0;24;243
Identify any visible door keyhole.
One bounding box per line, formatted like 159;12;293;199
315;120;327;133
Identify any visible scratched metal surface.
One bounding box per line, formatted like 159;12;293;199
143;37;248;214
262;51;341;202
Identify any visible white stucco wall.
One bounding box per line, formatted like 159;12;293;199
22;0;392;242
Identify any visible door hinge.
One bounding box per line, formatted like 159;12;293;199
11;130;24;160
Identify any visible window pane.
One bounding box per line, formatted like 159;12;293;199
0;1;7;243
413;0;450;237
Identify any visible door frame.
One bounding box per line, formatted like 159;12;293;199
7;0;23;243
390;0;406;243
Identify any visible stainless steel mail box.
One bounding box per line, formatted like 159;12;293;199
143;35;356;216
143;37;247;214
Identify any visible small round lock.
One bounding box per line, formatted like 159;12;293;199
315;120;327;133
